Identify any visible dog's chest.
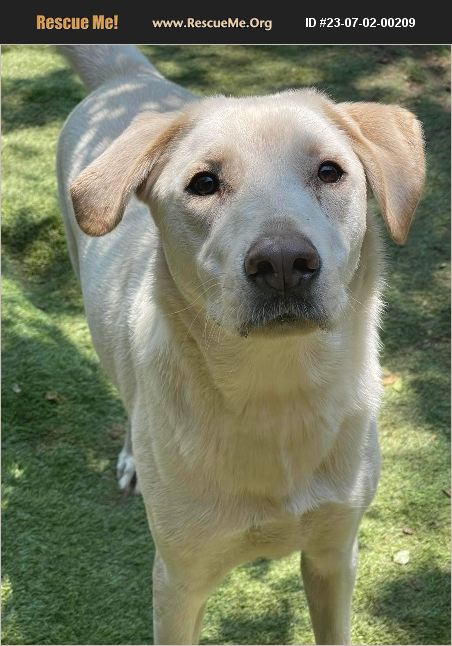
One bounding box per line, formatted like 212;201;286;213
142;324;357;501
166;382;344;499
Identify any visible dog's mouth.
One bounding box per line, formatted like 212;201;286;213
238;298;330;338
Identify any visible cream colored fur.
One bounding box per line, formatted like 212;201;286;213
57;45;425;645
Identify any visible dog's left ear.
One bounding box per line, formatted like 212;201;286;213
323;100;426;244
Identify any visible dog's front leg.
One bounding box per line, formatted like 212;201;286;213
301;535;359;645
152;551;216;645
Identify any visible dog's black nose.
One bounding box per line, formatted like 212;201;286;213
244;235;320;293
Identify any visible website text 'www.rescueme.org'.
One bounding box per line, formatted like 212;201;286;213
151;17;273;31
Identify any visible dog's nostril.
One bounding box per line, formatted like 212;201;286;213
293;256;319;274
256;260;274;276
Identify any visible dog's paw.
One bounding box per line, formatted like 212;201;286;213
116;447;141;495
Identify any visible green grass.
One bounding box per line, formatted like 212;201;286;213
1;45;450;645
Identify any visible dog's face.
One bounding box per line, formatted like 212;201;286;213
71;90;425;337
146;95;367;336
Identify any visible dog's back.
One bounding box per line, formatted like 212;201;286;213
57;46;193;399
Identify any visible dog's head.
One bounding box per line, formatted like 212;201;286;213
70;90;425;337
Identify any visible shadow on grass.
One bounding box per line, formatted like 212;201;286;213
212;598;294;645
371;566;451;644
2;283;154;644
141;45;450;100
240;557;273;580
2;209;69;266
203;562;307;645
1;68;85;132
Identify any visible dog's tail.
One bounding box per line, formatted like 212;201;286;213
57;45;160;91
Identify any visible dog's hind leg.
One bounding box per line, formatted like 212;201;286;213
117;421;140;495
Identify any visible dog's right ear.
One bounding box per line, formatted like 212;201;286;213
70;111;188;236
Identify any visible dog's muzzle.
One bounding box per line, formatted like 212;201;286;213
240;234;326;336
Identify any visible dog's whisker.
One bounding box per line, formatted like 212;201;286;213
167;281;222;316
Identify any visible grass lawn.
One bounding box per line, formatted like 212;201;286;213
1;45;450;645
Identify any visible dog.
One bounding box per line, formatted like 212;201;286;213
57;45;425;645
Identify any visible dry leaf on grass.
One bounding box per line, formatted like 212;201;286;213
382;372;400;386
44;392;66;404
108;424;125;440
382;372;403;391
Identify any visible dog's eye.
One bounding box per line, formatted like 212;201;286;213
318;162;343;183
187;172;219;196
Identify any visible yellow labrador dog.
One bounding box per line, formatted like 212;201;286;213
58;45;425;645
